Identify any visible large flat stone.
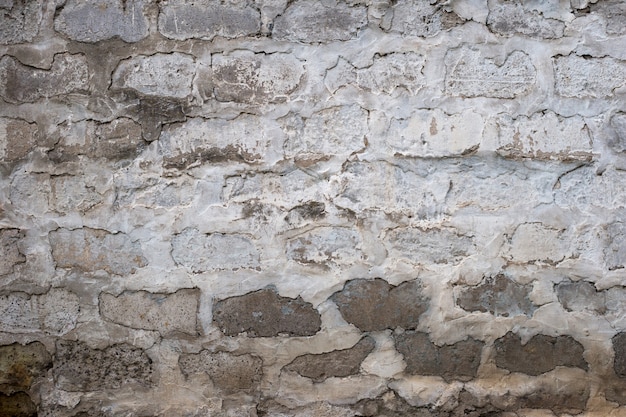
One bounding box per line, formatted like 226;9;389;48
0;0;43;45
179;350;262;392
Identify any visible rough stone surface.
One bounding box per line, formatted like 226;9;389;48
614;332;626;378
0;392;37;417
0;53;89;103
331;279;428;332
0;119;38;162
554;55;626;98
284;336;375;382
0;229;25;276
395;332;484;382
54;341;153;391
286;227;362;268
0;0;42;44
356;53;426;95
556;279;606;313
494;332;588;376
55;0;148;43
590;0;626;36
50;175;104;213
179;350;262;392
386;227;475;265
487;0;565;38
445;48;536;98
213;289;321;337
604;222;626;270
456;274;536;317
158;0;260;40
100;289;199;336
502;223;571;264
171;228;259;272
0;342;51;394
610;112;626;153
49;228;147;275
385;0;464;37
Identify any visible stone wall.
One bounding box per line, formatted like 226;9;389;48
1;0;626;416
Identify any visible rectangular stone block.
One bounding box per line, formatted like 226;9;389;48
554;55;626;98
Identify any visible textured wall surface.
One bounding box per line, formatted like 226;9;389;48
1;0;626;416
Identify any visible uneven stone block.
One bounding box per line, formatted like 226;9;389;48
0;342;51;394
386;227;475;265
258;400;354;417
212;52;304;103
554;55;626;98
50;175;104;213
499;380;590;414
556;279;606;313
610;112;626;153
100;289;199;336
394;331;484;382
555;166;626;211
605;222;626;270
171;228;259;272
272;0;367;43
494;332;588;375
282;105;368;165
127;97;188;142
9;172;51;214
0;0;42;44
0;53;89;103
487;1;564;38
111;53;196;99
284;336;375;382
0;229;25;276
386;0;464;37
179;351;262;392
158;0;260;40
55;0;148;43
114;175;195;209
49;228;147;275
503;223;571;264
0;392;37;417
590;0;626;36
54;341;153;391
0;289;80;335
331;278;428;332
356;53;426;95
159;115;275;169
0;119;38;162
456;274;536;317
445;48;536;98
213;288;321;337
490;112;593;161
384;109;483;157
614;332;626;378
286;226;362;267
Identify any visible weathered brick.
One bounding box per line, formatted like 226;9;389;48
385;0;464;37
456;274;536;317
272;0;367;43
282;105;368;166
111;53;196;99
394;332;484;382
213;288;321;337
487;0;564;38
386;227;475;265
159;115;276;169
0;290;80;335
331;278;428;332
590;0;626;36
0;392;37;417
0;342;51;394
179;351;262;392
0;119;38;162
158;0;260;40
555;166;626;211
171;228;259;272
55;0;148;43
554;55;626;98
0;229;25;276
99;289;199;336
445;48;536;98
0;53;89;103
494;332;588;375
212;52;304;104
502;223;572;264
284;336;375;382
49;228;147;275
286;226;362;268
488;112;593;161
0;0;43;45
54;341;153;391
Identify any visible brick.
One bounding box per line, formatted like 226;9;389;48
0;119;38;162
394;332;484;382
49;228;147;275
111;53;196;99
385;0;464;37
212;52;304;104
99;289;199;336
0;229;25;276
284;336;375;382
0;53;89;103
502;223;572;264
54;0;148;43
456;274;536;317
385;227;475;265
487;1;564;38
213;288;321;337
331;278;428;332
171;228;259;272
272;0;367;43
179;351;262;392
494;332;588;376
54;341;153;391
0;342;51;394
554;55;626;98
158;0;260;40
445;48;536;98
286;226;362;268
0;0;42;45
